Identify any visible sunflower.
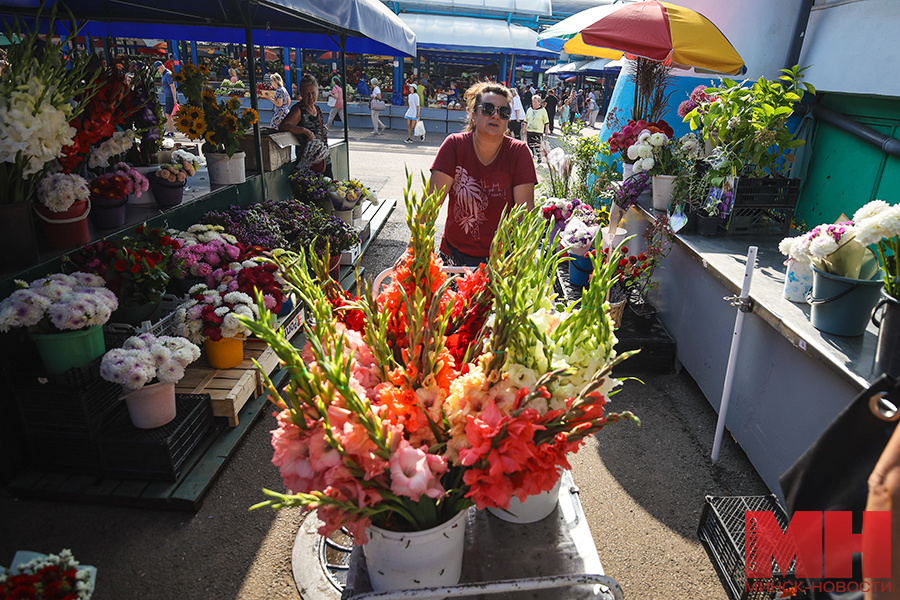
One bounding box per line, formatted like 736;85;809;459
175;113;196;137
242;108;259;126
183;105;203;122
220;113;239;133
202;88;216;102
187;118;207;138
227;97;241;111
172;71;185;83
204;130;218;147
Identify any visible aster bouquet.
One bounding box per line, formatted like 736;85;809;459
329;178;376;211
100;333;200;391
853;200;900;299
561;215;601;254
174;285;259;343
0;272;118;334
779;220;877;281
170;225;244;280
239;180;638;543
173;62;259;157
0;549;94;600
288;167;333;210
0;6;100;204
36;172;91;213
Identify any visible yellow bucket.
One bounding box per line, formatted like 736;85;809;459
204;337;245;369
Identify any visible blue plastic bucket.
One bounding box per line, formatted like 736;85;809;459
567;251;593;287
809;266;883;337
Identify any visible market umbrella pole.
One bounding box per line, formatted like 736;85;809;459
711;245;757;462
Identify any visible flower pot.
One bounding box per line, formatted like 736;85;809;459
204;336;245;369
0;201;39;274
89;196;128;230
628;299;659;334
123;381;177;429
874;291;900;378
809;266;883;337
783;259;813;303
364;509;467;592
33;199;91;250
128;166;160;205
206;151;246;186
601;226;628;252
651;175;676;212
568;251;593;287
334;209;353;224
148;176;186;208
329;254;341;280
112;302;160;327
697;214;720;237
488;474;562;523
30;325;106;375
352;204;363;220
683;207;698;233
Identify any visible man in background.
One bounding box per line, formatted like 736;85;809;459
155;60;177;137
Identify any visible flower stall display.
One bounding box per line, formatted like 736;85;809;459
65;226;178;325
33;171;93;249
1;548;95;600
606;113;674;176
170;224;243;289
288;166;337;213
173;62;258;185
101;332;201;428
781;218;882;336
0;272;118;374
149;149;201;208
174;286;259;369
240;183;638;592
328;178;378;221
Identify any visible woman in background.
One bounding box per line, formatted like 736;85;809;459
369;77;387;134
325;76;344;130
268;73;290;129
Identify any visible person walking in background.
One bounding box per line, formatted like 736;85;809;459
559;96;571;128
587;93;600;128
369;77;387;134
427;81;536;268
268;73;291;129
544;88;559;134
228;68;239;84
522;85;533;111
509;87;526;140
356;76;369;99
325;76;344;130
404;83;420;143
155;60;177;137
525;94;549;163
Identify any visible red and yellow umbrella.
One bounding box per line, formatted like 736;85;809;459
539;1;744;76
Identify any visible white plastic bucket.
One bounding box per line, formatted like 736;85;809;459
206;151;246;186
487;475;562;523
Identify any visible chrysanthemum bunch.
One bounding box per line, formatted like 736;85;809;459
36;172;91;213
240;178;638;542
329;178;375;211
173;62;259;157
0;272;118;333
0;548;93;600
174;285;259;343
100;332;200;390
854;200;900;298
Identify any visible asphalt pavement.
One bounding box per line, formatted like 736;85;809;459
0;126;770;600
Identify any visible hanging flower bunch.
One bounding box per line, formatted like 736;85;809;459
239;181;638;542
100;333;201;390
0;549;93;600
58;68;142;173
36;172;91;213
174;285;259;343
0;272;118;334
173;62;259;157
0;6;101;205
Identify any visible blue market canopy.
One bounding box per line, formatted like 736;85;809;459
398;13;556;58
0;0;417;56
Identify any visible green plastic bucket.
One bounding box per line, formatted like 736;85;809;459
808;266;883;337
31;325;106;375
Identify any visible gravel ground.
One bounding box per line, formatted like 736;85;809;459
0;128;770;600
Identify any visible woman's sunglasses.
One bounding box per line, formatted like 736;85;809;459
476;102;512;120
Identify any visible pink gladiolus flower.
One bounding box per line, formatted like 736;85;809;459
389;439;447;501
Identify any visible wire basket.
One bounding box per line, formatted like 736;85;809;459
103;294;187;347
698;495;810;600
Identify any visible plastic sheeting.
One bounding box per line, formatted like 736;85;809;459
398;13;557;58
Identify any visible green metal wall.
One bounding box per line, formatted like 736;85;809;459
796;94;900;229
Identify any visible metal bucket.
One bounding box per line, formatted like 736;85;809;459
808;266;883;336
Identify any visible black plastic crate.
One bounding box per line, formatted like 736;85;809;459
13;370;122;436
724;206;795;236
98;393;215;482
22;429;104;475
698;495;810;600
732;177;801;208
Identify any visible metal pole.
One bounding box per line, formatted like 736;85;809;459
243;14;265;195
711;245;758;462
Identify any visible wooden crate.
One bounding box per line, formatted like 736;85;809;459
175;306;305;426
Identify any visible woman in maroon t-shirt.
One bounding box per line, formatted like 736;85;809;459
428;82;537;267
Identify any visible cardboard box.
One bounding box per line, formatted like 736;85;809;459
340;242;362;265
239;131;296;172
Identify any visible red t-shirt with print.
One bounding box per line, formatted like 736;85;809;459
431;132;537;258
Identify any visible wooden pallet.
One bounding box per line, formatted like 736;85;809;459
175;307;305;426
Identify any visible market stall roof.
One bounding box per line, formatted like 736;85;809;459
0;0;417;56
395;0;551;16
398;13;557;58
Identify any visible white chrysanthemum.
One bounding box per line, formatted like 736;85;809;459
150;344;173;365
854;218;885;248
637;130;651;142
36;172;90;212
639;157;654;172
853;200;890;223
648;132;667;147
637;144;653;159
626;144;640;161
156;359;185;383
877;205;900;239
224;291;253;305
